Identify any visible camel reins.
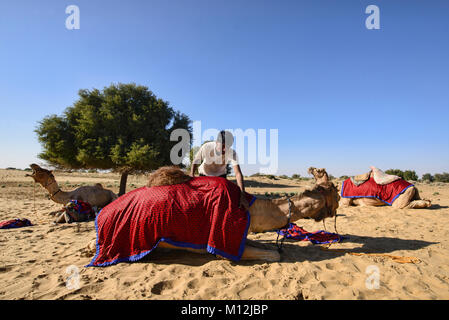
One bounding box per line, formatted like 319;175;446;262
43;179;61;198
276;197;293;253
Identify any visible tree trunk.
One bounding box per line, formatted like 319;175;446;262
119;170;129;196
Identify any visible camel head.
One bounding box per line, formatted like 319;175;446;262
307;167;340;221
308;167;331;185
26;163;56;187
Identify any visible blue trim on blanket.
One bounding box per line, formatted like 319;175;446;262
86;195;257;267
85;208;103;267
340;180;414;206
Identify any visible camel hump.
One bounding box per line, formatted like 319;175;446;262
94;183;103;189
147;166;191;187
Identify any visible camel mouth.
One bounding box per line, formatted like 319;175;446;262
25;164;39;178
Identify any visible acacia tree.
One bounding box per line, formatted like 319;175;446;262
36;83;191;195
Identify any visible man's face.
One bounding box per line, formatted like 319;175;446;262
216;142;226;155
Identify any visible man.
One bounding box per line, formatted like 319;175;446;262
190;130;249;210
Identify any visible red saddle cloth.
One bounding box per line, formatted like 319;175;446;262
87;176;255;267
341;177;413;205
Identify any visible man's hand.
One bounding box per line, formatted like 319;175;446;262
190;163;198;177
239;191;250;211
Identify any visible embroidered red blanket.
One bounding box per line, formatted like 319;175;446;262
0;218;32;229
87;177;255;267
341;177;413;205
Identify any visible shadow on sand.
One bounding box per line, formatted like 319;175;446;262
263;234;437;264
427;204;449;210
135;233;437;267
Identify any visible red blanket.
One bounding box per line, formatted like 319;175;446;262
87;177;255;267
341;177;413;205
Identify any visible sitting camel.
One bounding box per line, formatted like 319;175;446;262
339;166;431;209
85;166;339;263
26;164;118;208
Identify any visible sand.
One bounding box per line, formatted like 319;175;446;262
1;168;449;300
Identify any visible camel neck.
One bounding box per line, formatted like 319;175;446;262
42;179;69;203
44;179;60;195
249;198;292;233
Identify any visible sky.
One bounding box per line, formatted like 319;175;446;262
0;0;448;177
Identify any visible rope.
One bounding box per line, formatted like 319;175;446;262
33;182;36;212
276;197;293;253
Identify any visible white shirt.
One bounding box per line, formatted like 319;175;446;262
192;141;239;176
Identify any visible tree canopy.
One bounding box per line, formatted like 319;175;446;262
385;169;418;181
36;83;191;195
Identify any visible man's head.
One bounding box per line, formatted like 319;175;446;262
216;130;234;154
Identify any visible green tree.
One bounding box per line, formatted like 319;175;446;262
36;83;191;195
385;169;405;179
434;173;449;183
385;169;418;181
403;170;418;181
421;173;434;182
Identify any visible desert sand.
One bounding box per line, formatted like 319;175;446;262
1;168;449;300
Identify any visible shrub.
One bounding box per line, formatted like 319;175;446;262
434;173;449;183
385;169;418;181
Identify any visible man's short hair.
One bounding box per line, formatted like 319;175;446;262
217;130;234;148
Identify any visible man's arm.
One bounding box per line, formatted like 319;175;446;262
190;163;198;177
233;164;245;192
233;165;249;210
190;145;204;177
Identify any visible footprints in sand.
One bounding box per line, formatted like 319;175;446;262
151;280;175;295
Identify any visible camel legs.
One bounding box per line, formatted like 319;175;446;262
82;239;281;262
405;200;432;209
405;187;432;209
339;198;353;207
240;241;280;262
159;240;280;262
353;197;385;206
392;186;431;209
391;186;415;208
340;197;385;207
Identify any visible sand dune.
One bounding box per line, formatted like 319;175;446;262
1;169;448;300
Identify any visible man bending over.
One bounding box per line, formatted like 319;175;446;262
190;130;249;210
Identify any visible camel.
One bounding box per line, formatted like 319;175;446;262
26;164;118;208
85;166;340;262
339;166;431;209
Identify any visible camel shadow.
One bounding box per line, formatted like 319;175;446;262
137;248;217;266
130;233;437;267
256;234;437;263
428;204;449;210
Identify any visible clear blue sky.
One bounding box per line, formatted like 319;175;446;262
1;0;448;177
